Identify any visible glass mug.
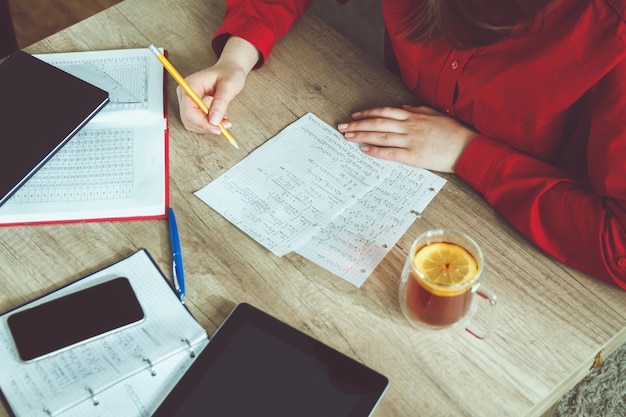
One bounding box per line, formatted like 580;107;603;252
399;229;497;338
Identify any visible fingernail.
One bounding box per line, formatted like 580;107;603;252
338;123;348;131
352;112;361;118
361;145;370;152
344;132;355;138
209;111;222;125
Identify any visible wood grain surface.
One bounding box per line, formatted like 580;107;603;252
1;1;625;416
8;0;122;48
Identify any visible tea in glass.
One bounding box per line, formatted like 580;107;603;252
399;230;497;336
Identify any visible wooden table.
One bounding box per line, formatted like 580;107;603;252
1;0;625;416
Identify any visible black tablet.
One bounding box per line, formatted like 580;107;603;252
153;303;388;417
0;50;109;206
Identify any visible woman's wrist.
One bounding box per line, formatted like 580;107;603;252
218;36;260;75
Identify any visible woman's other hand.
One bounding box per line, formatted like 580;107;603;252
338;105;478;173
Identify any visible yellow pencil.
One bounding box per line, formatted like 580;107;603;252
148;45;239;149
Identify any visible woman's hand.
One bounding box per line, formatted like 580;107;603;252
338;105;478;173
177;36;260;135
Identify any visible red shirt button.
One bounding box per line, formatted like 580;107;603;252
618;257;626;268
450;60;459;70
444;106;452;114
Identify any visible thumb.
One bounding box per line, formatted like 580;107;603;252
208;98;228;125
208;83;237;125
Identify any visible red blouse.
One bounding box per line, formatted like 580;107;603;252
213;0;626;289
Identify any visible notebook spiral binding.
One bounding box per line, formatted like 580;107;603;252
85;386;99;406
182;337;195;358
143;357;157;376
40;337;199;415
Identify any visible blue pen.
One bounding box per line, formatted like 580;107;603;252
168;207;185;303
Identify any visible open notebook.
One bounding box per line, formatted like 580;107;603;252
0;48;168;226
0;250;208;417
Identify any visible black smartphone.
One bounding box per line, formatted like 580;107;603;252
7;277;145;362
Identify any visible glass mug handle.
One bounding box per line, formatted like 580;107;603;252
465;285;497;339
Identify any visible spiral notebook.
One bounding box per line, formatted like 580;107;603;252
0;250;208;417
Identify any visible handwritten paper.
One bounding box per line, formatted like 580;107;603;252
195;113;393;256
297;164;445;286
196;113;446;286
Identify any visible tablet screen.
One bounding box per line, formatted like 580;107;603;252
0;51;109;206
153;303;388;417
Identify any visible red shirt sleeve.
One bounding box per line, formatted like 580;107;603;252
212;0;315;67
456;58;626;289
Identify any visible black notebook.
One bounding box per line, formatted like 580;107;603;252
0;50;109;206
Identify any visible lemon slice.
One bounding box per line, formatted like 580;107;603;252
413;242;478;286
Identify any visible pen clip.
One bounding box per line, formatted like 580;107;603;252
172;261;180;292
172;261;184;304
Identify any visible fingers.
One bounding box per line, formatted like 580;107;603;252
338;105;433;136
177;82;222;135
208;96;229;126
337;106;415;148
337;105;476;172
359;144;417;166
179;62;249;137
402;104;440;115
350;105;436;120
351;106;411;121
341;129;409;149
339;118;407;136
337;108;408;145
336;105;431;167
206;77;240;127
177;72;239;135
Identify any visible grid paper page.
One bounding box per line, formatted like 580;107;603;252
7;128;134;204
40;51;155;113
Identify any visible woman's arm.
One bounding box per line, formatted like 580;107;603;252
455;61;626;289
339;60;626;289
179;0;315;134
